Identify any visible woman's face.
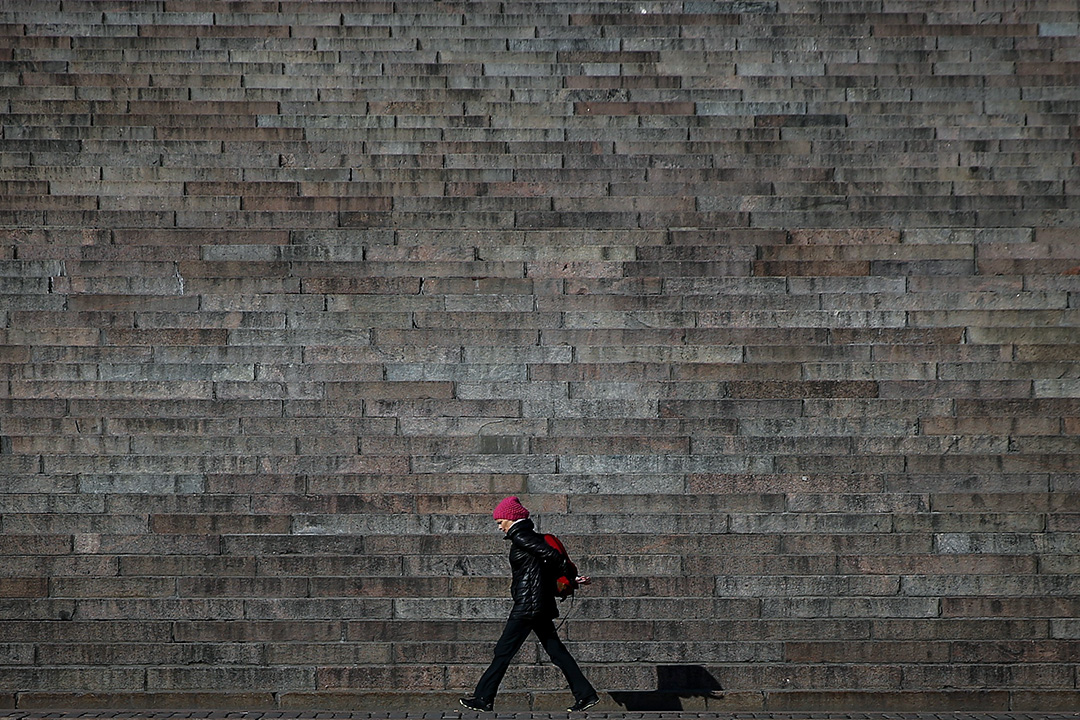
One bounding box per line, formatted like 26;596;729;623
496;519;515;533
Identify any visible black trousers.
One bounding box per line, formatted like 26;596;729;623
473;615;596;702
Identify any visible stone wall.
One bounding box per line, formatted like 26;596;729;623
1;0;1078;712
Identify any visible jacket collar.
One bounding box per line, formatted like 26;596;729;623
504;517;534;538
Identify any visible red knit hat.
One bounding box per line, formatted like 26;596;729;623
493;496;530;521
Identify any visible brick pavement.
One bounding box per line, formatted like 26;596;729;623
2;712;1080;720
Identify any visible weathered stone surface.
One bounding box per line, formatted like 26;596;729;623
0;0;1078;712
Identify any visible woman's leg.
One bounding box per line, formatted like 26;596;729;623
473;616;532;702
532;618;596;701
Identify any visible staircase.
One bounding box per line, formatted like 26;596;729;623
1;0;1079;712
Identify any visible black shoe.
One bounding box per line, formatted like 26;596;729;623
567;695;600;712
459;696;493;712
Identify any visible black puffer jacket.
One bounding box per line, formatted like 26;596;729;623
504;518;568;619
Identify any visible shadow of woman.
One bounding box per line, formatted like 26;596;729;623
608;664;724;711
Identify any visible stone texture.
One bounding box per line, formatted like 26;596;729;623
0;0;1078;713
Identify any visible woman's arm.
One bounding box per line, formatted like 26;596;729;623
509;526;563;563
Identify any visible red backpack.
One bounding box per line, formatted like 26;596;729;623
543;534;579;600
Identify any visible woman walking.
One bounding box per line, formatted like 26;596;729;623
459;496;600;712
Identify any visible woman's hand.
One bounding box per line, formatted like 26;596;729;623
575;576;591;586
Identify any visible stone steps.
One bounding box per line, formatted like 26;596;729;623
2;0;1079;712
